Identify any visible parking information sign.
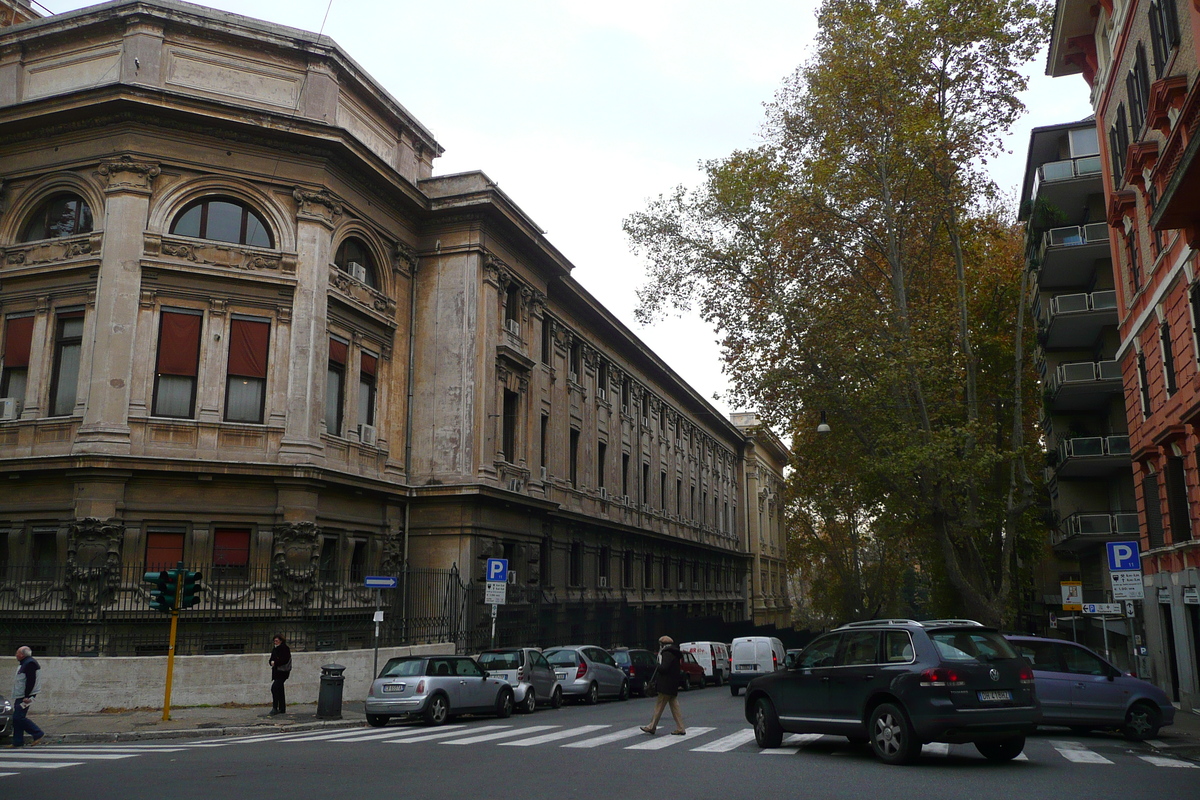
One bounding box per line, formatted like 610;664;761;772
1060;581;1083;611
1106;541;1142;572
486;558;509;583
1111;570;1145;600
1083;603;1122;614
485;582;506;604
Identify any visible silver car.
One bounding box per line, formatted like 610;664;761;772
478;648;562;713
0;693;11;741
365;654;514;727
544;645;629;704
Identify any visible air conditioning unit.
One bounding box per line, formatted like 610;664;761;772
598;487;607;500
569;371;578;383
508;478;524;492
505;318;521;336
539;466;548;481
358;424;377;446
347;261;367;283
597;387;606;400
599;576;608;588
0;398;20;421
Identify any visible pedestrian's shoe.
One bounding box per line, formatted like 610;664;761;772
640;726;656;735
267;709;279;716
30;736;44;746
671;730;686;735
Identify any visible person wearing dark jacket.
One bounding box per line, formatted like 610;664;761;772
12;646;44;747
268;634;292;716
641;635;686;735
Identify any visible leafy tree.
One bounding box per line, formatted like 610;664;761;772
626;0;1050;626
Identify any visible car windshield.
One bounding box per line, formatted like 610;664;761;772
546;650;578;666
478;652;520;670
612;651;630;665
379;658;425;678
929;630;1018;662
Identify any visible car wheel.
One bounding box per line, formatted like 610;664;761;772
522;687;537;714
730;685;740;697
550;686;563;709
584;682;599;705
496;689;514;719
1122;702;1161;741
618;680;629;701
365;713;389;728
752;697;784;748
974;735;1025;762
679;676;690;692
869;702;919;765
423;694;449;726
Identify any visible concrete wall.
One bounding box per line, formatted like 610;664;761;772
33;642;455;714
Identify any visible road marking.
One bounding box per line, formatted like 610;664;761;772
626;727;716;750
23;747;186;754
329;727;439;743
0;773;16;778
1013;752;1029;761
499;725;610;746
268;727;381;743
387;725;509;744
1147;739;1170;749
561;726;647;748
0;761;84;769
1049;741;1112;764
0;752;138;761
1138;755;1198;768
690;729;758;752
761;733;824;754
922;743;950;757
441;725;560;745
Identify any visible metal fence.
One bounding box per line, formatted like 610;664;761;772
0;562;473;657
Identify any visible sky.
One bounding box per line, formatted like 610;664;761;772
42;0;1096;419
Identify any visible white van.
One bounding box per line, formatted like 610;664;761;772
680;641;730;686
728;636;785;696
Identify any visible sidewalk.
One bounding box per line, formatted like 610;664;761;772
29;700;368;744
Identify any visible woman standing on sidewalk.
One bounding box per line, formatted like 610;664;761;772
268;634;292;716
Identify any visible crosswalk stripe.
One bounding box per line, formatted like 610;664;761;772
690;729;757;753
268;728;376;743
922;743;950;757
561;727;646;749
1050;743;1112;764
0;753;138;761
761;733;825;754
441;725;560;745
1013;752;1028;761
0;773;16;778
626;727;716;750
328;728;436;743
1138;755;1198;768
0;761;84;769
499;725;610;747
25;747;186;754
388;725;507;744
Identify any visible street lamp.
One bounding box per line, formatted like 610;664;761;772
816;410;831;435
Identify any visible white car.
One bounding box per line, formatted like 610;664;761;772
680;641;731;686
729;636;785;696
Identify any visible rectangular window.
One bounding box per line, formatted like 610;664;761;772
359;351;377;428
1068;126;1099;158
1144;472;1165;549
621;378;630;412
1109;104;1129;183
153;309;202;418
660;471;667;511
623;550;633;588
349;539;367;581
318;535;338;582
1126;228;1142;292
504;282;521;325
676;479;683;515
723;501;729;533
539;538;552;586
598;546;610;583
31;529;57;580
569;340;581;380
145;529;185;570
502;390;519;462
1165;456;1191;542
569;541;582;586
622;453;630;497
641;392;649;420
212;528;251;578
597;362;608;399
661;556;670;589
541;318;552;364
641;463;650;505
326;337;347;436
692;562;699;589
569;428;580;487
50;310;84;416
225;316;270;423
1;315;34;405
1161;322;1177;396
643;553;653;589
597;441;607;489
1137;351;1151;418
1148;1;1181;81
540;413;549;471
691;485;696;520
1190;284;1200;365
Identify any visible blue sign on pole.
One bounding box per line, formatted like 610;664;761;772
486;558;508;583
1106;541;1142;572
364;575;398;589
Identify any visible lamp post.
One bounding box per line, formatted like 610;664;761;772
816;410;831;435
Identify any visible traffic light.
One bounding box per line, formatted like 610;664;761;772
180;570;202;609
144;569;179;612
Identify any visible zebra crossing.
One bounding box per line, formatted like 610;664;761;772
0;741;222;780
235;723;1200;768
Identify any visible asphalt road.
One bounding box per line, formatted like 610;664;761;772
6;686;1196;799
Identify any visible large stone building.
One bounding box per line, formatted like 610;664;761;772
1047;0;1199;710
0;0;789;655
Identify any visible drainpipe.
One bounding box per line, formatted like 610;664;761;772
401;255;419;636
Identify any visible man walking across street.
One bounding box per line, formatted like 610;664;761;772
12;645;44;747
641;635;686;735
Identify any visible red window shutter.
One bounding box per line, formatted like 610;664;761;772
156;311;202;377
227;318;269;378
329;338;348;366
146;531;185;569
3;317;34;368
213;528;251;566
360;352;377;377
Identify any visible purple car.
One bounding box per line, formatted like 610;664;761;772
1005;635;1174;740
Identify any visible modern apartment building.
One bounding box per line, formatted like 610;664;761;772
1047;0;1199;710
0;0;790;655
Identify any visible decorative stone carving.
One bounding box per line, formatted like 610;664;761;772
270;521;322;612
63;518;124;612
292;186;344;225
483;254;510;286
394;241;418;274
3;233;99;267
148;233;296;275
98;155;160;193
380;527;405;575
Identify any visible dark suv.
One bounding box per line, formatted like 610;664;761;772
744;619;1040;764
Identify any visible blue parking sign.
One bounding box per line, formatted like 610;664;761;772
1107;541;1141;572
486;558;508;583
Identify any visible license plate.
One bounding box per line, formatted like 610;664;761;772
738;664;757;671
555;671;568;680
978;690;1012;702
382;683;405;693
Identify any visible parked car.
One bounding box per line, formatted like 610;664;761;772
544;645;629;704
0;693;11;742
681;641;731;686
679;651;706;690
477;647;562;713
365;654;514;727
1004;634;1174;740
744;619;1040;764
610;647;658;696
729;636;786;696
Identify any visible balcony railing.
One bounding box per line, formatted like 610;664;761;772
1031;155;1104;202
1038;222;1109;261
1039;289;1118;322
1053;512;1140;546
1057;434;1130;461
1046;359;1122;396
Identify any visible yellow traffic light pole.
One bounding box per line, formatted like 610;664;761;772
162;570;183;722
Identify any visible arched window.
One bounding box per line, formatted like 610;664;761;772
334;237;377;288
21;193;94;241
170;197;273;248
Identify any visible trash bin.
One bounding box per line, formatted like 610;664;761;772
317;663;346;720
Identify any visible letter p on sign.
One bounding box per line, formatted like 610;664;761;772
1107;541;1141;572
486;558;508;582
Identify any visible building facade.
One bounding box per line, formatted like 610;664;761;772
1048;0;1200;710
0;0;789;656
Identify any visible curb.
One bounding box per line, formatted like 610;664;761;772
51;718;365;744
